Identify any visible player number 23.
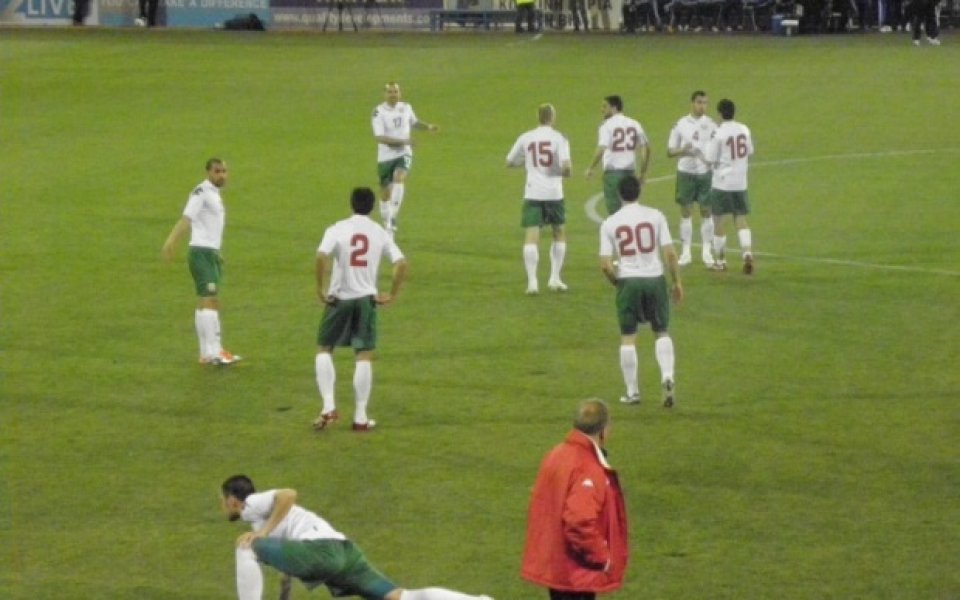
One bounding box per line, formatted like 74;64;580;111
350;234;369;267
611;127;638;152
615;223;656;255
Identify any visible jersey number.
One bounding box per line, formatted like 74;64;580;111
611;127;638;152
349;234;369;267
725;134;749;159
526;141;555;167
615;223;656;256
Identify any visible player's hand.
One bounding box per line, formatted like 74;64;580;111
161;244;174;262
585;166;595;179
428;124;439;133
671;282;684;305
236;532;262;548
375;293;394;306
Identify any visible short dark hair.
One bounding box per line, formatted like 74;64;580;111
604;95;623;112
205;158;223;171
351;187;376;215
717;99;736;120
691;90;707;102
574;399;609;436
618;174;641;203
221;475;256;501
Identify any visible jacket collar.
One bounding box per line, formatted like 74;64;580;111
565;430;613;470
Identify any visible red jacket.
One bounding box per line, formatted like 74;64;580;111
521;430;629;593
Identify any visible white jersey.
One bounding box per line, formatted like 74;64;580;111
372;101;418;162
506;125;571;201
707;120;754;191
599;203;673;279
182;179;225;250
241;490;346;541
668;114;718;175
597;113;648;172
318;214;404;301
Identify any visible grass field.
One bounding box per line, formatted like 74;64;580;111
2;26;959;599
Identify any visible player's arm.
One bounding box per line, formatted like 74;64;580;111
412;120;439;132
600;256;618;286
662;244;683;304
315;252;333;305
161;216;190;262
559;139;572;178
585;145;606;178
636;143;650;182
237;489;297;548
377;257;408;306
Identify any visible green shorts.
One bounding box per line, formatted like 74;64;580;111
378;156;412;187
710;189;750;216
615;276;670;335
521;199;566;228
675;171;713;208
252;538;396;600
602;170;633;215
187;247;222;297
318;296;378;352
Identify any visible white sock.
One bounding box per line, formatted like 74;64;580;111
353;360;372;424
700;218;714;248
523;244;538;288
679;217;693;253
315;353;336;414
379;200;391;227
195;309;207;359
400;588;489;600
549;242;566;282
236;547;263;600
620;345;638;397
389;182;405;219
199;309;222;356
655;336;675;382
738;228;752;256
712;235;727;260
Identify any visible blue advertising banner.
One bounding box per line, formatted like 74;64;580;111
1;0;98;24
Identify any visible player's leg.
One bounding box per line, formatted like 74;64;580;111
603;170;624;215
646;277;675;407
733;192;753;274
190;248;239;364
377;160;395;231
314;301;349;430
522;201;544;294
710;191;729;270
616;280;640;403
389;165;409;230
235;546;264;600
675;173;695;265
547;202;568;291
696;174;715;265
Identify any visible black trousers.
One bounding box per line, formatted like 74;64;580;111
516;3;537;31
72;0;89;24
139;0;160;25
549;590;596;600
910;0;939;39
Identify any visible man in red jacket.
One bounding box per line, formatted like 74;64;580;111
521;399;629;599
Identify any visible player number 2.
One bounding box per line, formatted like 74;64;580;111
611;127;638;152
526;141;555;167
615;223;656;256
350;234;369;267
725;134;749;159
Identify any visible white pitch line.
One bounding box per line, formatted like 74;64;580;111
583;149;960;278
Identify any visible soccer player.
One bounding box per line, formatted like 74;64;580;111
161;158;241;366
585;95;650;216
705;99;755;274
313;187;408;433
667;90;718;267
221;475;495;600
506;103;572;295
371;82;439;237
599;175;682;407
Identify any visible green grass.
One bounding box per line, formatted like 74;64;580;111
2;27;959;599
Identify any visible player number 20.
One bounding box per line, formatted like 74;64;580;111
350;234;369;267
615;223;656;256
